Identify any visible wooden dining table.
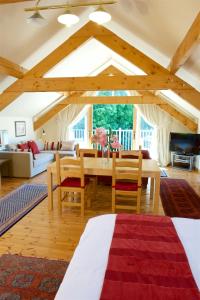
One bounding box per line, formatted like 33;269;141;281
47;157;161;213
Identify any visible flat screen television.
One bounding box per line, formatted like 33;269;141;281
170;133;200;155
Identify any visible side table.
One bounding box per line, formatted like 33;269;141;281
171;153;195;171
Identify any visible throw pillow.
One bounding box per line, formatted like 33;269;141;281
6;144;18;151
61;140;75;151
44;141;48;150
50;142;55;150
17;142;29;152
35;139;45;151
28;140;40;154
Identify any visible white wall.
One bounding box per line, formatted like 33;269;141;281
36;115;59;142
0;116;35;144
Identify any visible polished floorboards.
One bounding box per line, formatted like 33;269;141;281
0;167;199;261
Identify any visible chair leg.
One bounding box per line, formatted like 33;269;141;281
136;189;141;214
112;188;115;213
93;177;97;198
87;187;91;208
57;187;62;211
81;190;85;218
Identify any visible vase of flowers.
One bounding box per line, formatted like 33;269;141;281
91;127;121;157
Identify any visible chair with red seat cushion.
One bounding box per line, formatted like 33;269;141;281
60;177;90;188
112;150;142;213
119;149;151;188
56;153;90;217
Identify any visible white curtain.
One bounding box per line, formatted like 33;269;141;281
57;104;86;140
136;104;173;166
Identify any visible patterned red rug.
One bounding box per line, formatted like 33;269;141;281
0;254;68;299
160;178;200;218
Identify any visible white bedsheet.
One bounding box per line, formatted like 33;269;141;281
55;215;200;300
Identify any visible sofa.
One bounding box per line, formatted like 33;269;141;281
0;139;77;178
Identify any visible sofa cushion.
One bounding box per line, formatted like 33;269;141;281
28;140;40;154
33;153;54;168
17;142;29;151
35;139;45;151
61;140;75;151
6;144;18;151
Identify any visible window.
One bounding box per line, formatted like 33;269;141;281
93;91;133;130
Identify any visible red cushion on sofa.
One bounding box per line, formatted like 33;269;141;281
17;143;29;151
28;140;40;154
60;177;89;188
113;181;139;191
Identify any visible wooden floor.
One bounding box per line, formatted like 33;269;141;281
0;167;199;262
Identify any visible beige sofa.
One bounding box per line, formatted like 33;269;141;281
0;140;77;178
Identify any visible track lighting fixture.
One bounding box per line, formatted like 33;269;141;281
25;1;117;27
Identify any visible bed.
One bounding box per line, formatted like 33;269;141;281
55;214;200;300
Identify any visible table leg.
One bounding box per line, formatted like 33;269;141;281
150;177;154;200
0;170;1;188
47;167;53;211
153;173;160;214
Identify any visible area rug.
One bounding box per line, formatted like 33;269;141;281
160;178;200;218
0;254;68;299
0;184;48;236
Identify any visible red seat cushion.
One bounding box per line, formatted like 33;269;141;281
60;177;89;188
113;181;139;191
85;174;96;178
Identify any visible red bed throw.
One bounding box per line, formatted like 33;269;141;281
100;214;200;300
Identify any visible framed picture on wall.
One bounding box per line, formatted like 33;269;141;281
15;121;26;137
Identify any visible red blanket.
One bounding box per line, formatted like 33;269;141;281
100;214;200;300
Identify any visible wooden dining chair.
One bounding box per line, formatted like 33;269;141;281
56;152;90;217
112;150;143;213
119;149;141;159
77;148;98;206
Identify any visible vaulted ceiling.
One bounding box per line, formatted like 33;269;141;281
0;0;199;128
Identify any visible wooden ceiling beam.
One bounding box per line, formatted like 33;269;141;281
88;22;200;110
139;91;197;132
34;66;123;130
7;75;190;92
33;65;197;132
58;95;163;105
108;66;197;132
0;22;93;111
34;92;83;130
169;12;200;74
0;56;26;78
1;21;200;111
0;0;32;4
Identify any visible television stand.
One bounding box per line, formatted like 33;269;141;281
171;152;195;171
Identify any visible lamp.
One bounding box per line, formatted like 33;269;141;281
89;6;111;24
26;11;47;25
25;1;117;27
57;10;80;27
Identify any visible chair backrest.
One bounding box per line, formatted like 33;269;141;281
78;148;98;158
56;152;84;187
112;150;143;186
119;150;141;159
